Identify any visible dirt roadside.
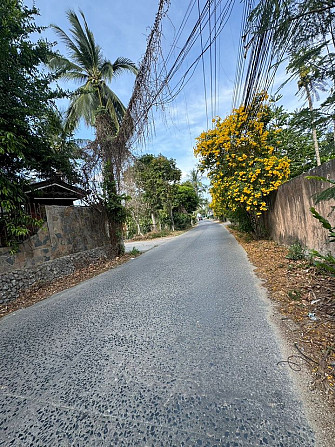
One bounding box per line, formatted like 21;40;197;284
227;226;334;446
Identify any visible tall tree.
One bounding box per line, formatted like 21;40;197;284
49;10;138;254
187;168;206;201
49;10;138;134
242;0;335;122
0;0;77;249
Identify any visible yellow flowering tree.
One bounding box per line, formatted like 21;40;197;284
194;95;290;232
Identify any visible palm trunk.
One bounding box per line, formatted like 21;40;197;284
305;83;321;166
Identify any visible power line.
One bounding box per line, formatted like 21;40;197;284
198;0;209;129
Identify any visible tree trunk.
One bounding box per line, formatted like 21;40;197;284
134;216;143;237
305;83;321;166
95;112;125;256
151;212;157;232
169;206;175;232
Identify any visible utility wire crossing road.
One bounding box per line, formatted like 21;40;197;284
1;221;314;446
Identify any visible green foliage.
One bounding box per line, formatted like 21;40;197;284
310;207;335;242
172;212;191;230
225;207;254;233
129;247;141;256
133;154;182;230
102;164;128;225
0;1;77;249
307;176;335;274
270;103;335;177
124;155;199;234
135;154;181;207
142;229;173;239
309;250;335;275
49;9;138;132
175;182;199;214
187;168;207;202
286;241;306;260
306;176;335;204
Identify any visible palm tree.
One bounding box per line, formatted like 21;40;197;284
49;10;138;134
187;168;206;200
287;51;327;167
49;10;138;255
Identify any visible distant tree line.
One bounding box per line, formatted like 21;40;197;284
123;154;203;238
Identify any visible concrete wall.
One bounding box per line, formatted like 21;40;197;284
260;159;335;255
0;206;110;273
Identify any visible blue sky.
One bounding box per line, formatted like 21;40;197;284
29;0;300;180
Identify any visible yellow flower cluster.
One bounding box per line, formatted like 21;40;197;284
194;98;290;217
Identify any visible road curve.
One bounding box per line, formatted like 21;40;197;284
1;220;314;446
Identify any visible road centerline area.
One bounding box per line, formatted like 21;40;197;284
1;221;314;446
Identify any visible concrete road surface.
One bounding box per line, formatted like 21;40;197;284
124;235;178;253
1;220;315;446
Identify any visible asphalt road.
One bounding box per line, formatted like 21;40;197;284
1;220;315;446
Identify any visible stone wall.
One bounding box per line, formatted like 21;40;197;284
260;159;335;255
0;245;115;304
0;205;114;305
0;205;110;273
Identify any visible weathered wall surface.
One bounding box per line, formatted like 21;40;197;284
0;206;110;273
0;245;115;304
0;205;113;304
260;159;335;255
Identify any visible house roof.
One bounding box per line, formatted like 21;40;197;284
25;177;88;201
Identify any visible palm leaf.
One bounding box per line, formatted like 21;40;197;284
313;186;335;204
48;55;87;82
101;84;126;125
79;10;101;67
66;10;98;70
66;83;98;130
306;175;335;203
305;175;335;185
51;24;84;66
112;57;138;77
51;9;137;132
100;61;115;82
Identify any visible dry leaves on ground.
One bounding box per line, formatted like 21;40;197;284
0;253;140;319
229;227;335;404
